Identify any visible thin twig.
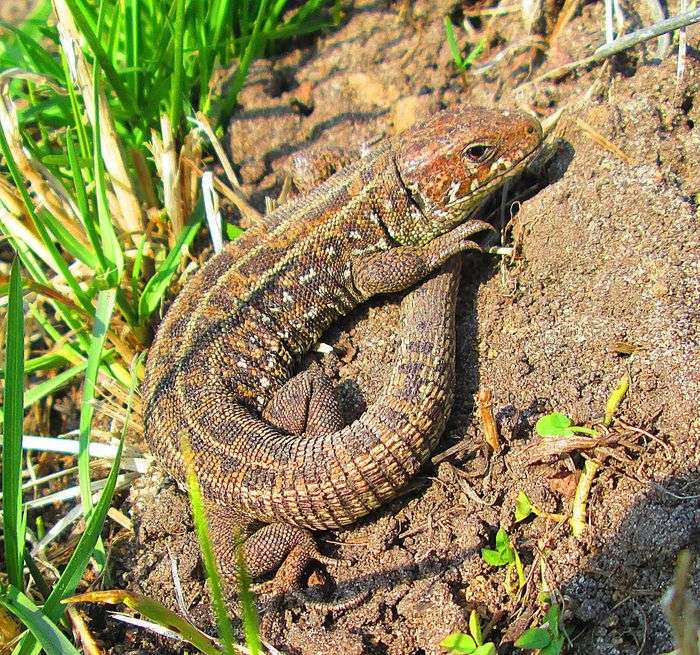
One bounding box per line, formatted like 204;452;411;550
526;8;700;84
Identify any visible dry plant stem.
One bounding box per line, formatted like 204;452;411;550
478;388;501;450
677;0;688;79
575;118;635;164
186;158;263;225
66;605;103;655
52;0;144;237
527;7;700;84
195;112;242;190
640;0;671;60
570;458;599;537
548;0;583;48
663;550;700;655
154;115;184;239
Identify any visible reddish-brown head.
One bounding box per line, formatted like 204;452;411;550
392;107;543;244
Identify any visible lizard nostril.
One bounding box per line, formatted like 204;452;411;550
526;125;535;134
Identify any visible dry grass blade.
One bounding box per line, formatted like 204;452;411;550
66;605;104;655
152;115;184;239
63;590;233;655
0;203;53;266
663;550;700;655
548;0;582;48
524;435;600;463
195;112;242;190
52;0;143;237
0;70;90;251
575;118;636;164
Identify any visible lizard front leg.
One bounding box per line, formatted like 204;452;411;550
352;218;494;296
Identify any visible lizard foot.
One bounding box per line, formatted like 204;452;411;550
207;510;339;596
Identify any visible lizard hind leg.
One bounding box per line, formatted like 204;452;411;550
208;504;335;595
262;363;345;437
211;366;344;595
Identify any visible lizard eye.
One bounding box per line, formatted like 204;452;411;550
464;143;495;163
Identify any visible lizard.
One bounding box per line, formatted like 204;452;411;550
142;106;543;592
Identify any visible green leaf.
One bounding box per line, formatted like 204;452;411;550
540;636;565;655
468;609;483;646
514;491;535;522
495;528;513;560
515;627;552;649
463;37;486;68
472;644;496;655
545;604;561;639
2;258;26;589
535;412;576;438
440;632;476;654
0;587;80;655
225;222;245;241
481;548;508;567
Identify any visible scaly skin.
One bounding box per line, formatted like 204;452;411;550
142;107;543;588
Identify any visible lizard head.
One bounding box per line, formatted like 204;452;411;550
393;107;543;244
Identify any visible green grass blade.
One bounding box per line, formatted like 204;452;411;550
443;16;465;70
169;0;187;133
182;439;236;655
137;207;203;322
91;66;124;286
65;128;106;272
286;0;327;28
236;541;261;655
0;587;80;655
215;0;270;122
2;258;26;590
15;394;127;655
62;0;140;120
0;20;63;79
39;209;99;270
125;0;141;104
209;0;233;60
77;289;116;520
23;362;89;411
60;51;91;160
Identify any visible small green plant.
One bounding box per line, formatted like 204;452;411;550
514;491;566;524
515;603;567;655
441;610;497;655
481;528;526;593
514;490;536;522
535;412;598;438
443;16;486;74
